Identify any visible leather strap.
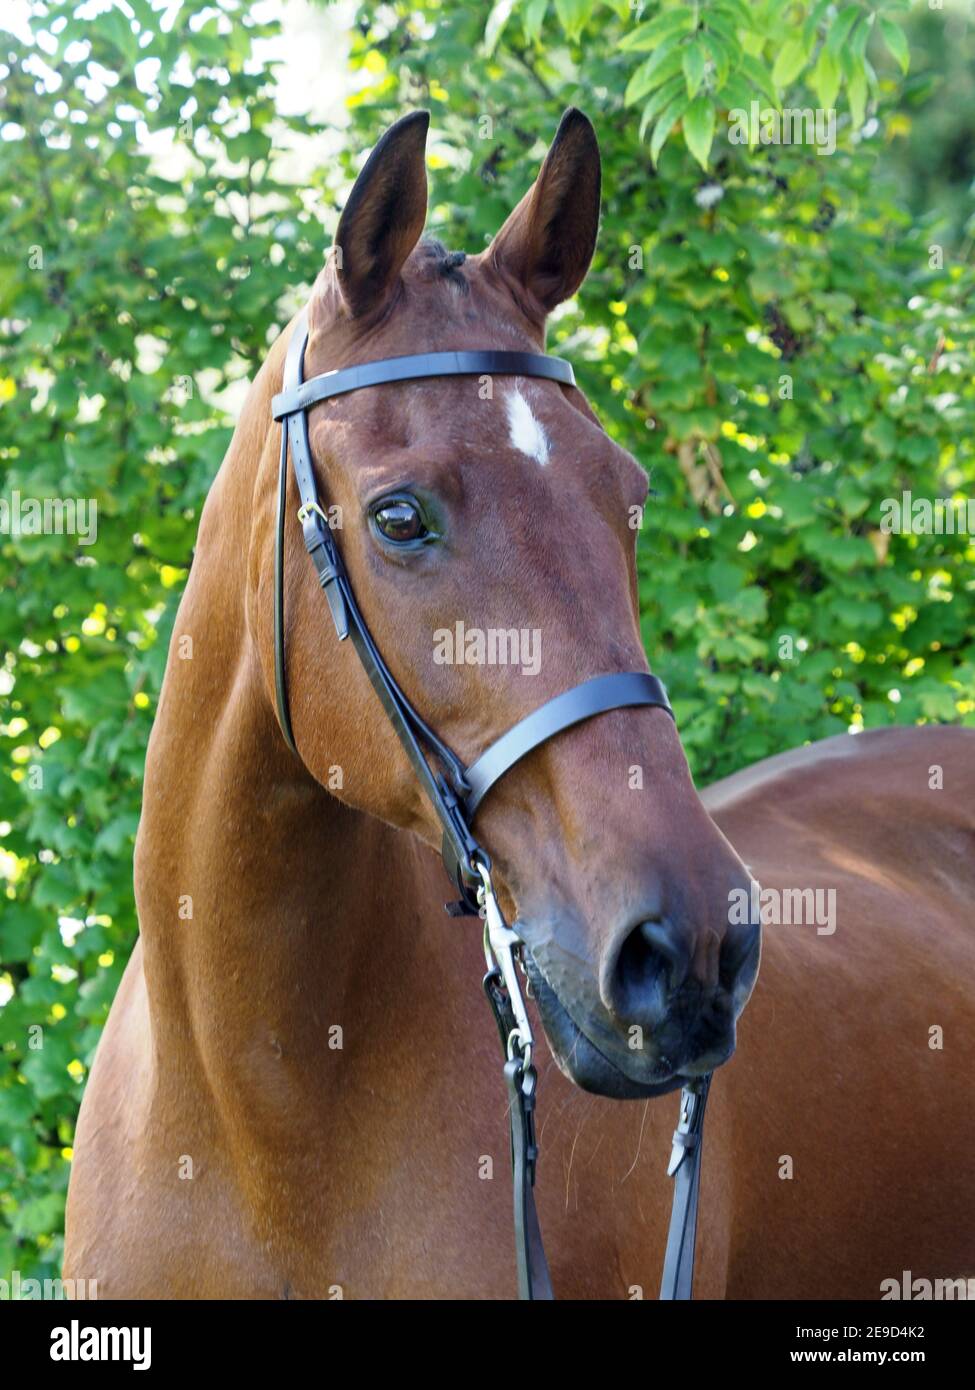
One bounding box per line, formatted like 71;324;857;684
273;422;293;748
659;1074;712;1300
440;671;673;899
505;1059;553;1300
272;348;574;419
484;968;553;1300
464;672;673;816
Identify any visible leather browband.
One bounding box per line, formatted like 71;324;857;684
272;348;575;420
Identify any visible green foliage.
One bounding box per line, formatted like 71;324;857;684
1;0;973;1282
886;5;975;252
612;0;912;171
0;0;325;1283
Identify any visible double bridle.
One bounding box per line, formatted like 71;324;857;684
271;308;711;1301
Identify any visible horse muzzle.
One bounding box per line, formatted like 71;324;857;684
522;921;759;1099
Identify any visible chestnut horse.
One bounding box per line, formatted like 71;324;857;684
65;111;975;1299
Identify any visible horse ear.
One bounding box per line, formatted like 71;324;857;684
332;110;430;319
487;108;601;320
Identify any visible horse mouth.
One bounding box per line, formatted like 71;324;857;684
521;951;735;1101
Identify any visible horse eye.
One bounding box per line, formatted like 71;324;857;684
373;499;427;544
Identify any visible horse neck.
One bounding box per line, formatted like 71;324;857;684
134;345;477;1143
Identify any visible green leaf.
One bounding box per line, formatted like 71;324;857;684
14;1193;69;1241
649;90;690;165
704;10;740;51
877;16;909;74
836;478;872;518
483;0;516;55
772;38;808;89
618;5;696;53
639;74;685;141
701;30;735;90
523;0;548;42
802;0;835;51
0;1085;35;1126
711;0;753;30
826;6;862;56
553;0;594;40
812;44;841;109
847;68;867;129
20;1033;79;1103
683;95;716;170
96;7;139;63
738;53;778;104
862;54;879;94
93;812;140;857
716;72;754;112
683;41;707;98
731;586;769;623
708;560;746;599
624;41;684;106
840;11;872;79
0;905;46;963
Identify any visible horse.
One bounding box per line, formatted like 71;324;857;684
64;109;975;1300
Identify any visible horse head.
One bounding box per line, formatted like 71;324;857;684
259;109;760;1099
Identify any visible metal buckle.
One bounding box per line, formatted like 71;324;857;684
297;500;329;526
476;860;534;1071
667;1082;704;1177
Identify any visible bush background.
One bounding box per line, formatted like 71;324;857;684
1;0;973;1286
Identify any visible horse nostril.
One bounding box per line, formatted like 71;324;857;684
720;918;761;986
636;920;692;991
609;918;692;1027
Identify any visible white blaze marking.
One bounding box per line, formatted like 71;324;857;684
506;388;550;466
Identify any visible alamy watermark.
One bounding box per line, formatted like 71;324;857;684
729;102;836;157
880;491;975;536
0;490;97;545
729;882;836;936
1;1269;97;1299
433;621;541;676
881;1271;975;1300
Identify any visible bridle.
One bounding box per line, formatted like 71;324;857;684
271;308;712;1301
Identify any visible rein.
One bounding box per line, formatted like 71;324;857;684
271;308;711;1301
